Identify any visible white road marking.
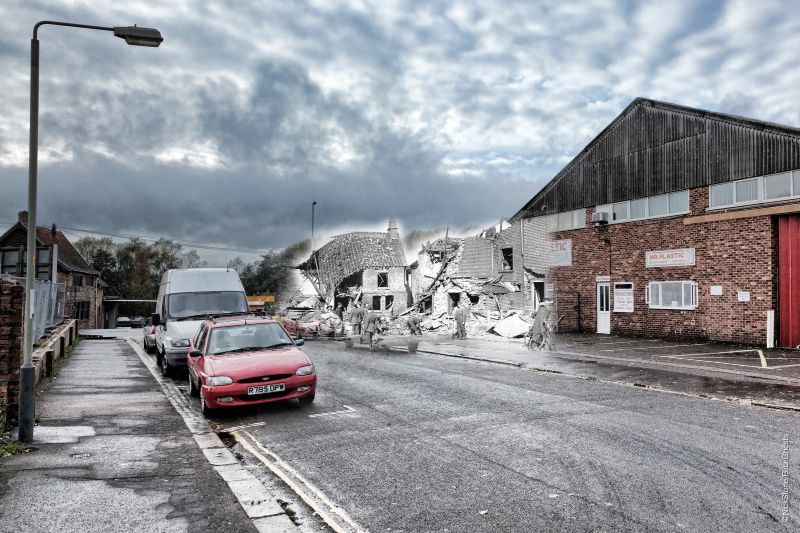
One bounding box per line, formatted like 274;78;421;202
601;343;707;352
220;422;266;433
308;405;357;418
235;430;367;533
757;349;768;368
657;350;759;358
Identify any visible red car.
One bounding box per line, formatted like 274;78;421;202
187;315;316;415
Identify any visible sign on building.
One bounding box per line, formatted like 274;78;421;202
613;282;634;313
550;239;572;267
645;248;695;268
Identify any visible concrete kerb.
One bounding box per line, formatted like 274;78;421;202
124;339;298;532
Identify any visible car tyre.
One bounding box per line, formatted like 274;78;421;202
188;371;199;397
160;352;173;378
298;393;315;406
200;387;216;417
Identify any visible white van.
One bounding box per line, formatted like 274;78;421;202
153;268;248;376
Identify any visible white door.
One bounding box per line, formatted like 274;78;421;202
597;282;611;334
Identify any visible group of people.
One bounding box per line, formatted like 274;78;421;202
345;301;470;343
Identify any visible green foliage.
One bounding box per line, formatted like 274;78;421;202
238;239;311;297
0;431;31;458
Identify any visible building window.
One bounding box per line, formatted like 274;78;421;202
74;301;90;320
549;208;586;231
598;191;688;223
645;281;698;310
377;272;388;288
500;247;514;271
709;169;800;209
384;295;394;310
0;248;19;275
372;295;381;310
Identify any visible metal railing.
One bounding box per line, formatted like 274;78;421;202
0;275;65;340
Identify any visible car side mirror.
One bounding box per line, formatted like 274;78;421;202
151;313;161;326
294;338;305;346
188;349;202;358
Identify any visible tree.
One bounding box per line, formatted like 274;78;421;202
74;236;115;264
182;249;206;269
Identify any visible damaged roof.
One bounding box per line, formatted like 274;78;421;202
300;231;407;290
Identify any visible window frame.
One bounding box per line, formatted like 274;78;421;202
596;190;689;225
709;169;800;210
645;281;698;311
377;272;389;288
500;247;514;271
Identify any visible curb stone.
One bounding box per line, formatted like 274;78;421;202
125;339;299;532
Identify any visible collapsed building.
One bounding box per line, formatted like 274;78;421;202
299;220;411;314
407;218;553;336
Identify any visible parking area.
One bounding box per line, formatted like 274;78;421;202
553;333;800;379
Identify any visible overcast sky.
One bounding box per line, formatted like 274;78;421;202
1;0;799;264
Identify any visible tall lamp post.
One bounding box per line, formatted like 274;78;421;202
20;21;163;443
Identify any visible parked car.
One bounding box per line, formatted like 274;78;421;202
187;316;316;415
281;308;321;338
129;316;145;328
153;268;250;377
116;316;132;328
142;322;157;353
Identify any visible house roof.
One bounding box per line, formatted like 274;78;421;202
511;97;800;221
0;213;97;275
299;231;407;292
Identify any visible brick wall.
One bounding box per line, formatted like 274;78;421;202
548;187;776;345
362;266;409;312
0;280;24;427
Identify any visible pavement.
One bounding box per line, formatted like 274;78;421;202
414;333;800;410
0;337;296;533
215;341;799;532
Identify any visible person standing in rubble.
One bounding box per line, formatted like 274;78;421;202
334;304;344;335
351;304;364;339
363;308;379;348
453;304;468;340
406;313;422;336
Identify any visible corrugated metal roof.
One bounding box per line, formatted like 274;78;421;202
512;97;800;221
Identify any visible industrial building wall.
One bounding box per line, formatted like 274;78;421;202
549;187;777;345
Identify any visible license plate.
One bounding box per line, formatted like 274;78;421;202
247;383;285;395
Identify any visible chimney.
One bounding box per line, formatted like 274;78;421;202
18;211;28;225
388;219;399;241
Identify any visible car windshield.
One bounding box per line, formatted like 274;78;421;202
167;292;247;319
207;323;295;356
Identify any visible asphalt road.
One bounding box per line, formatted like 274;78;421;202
205;341;797;532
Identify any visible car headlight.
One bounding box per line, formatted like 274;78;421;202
206;376;233;386
167;337;190;348
296;364;314;376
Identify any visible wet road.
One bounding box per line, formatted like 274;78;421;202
208;341;798;532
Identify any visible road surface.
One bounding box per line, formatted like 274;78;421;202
203;341;797;532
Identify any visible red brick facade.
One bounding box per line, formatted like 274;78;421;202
0;281;24;426
549;187;779;345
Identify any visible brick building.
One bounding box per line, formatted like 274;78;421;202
511;98;800;347
410;220;548;317
0;211;106;329
300;220;411;314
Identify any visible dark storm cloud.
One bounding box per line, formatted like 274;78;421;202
2;0;800;259
0;58;529;250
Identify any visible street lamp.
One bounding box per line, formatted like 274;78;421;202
19;20;163;443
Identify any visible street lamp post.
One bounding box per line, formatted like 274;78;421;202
19;21;162;443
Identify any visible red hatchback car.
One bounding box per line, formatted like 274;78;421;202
187;315;316;415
